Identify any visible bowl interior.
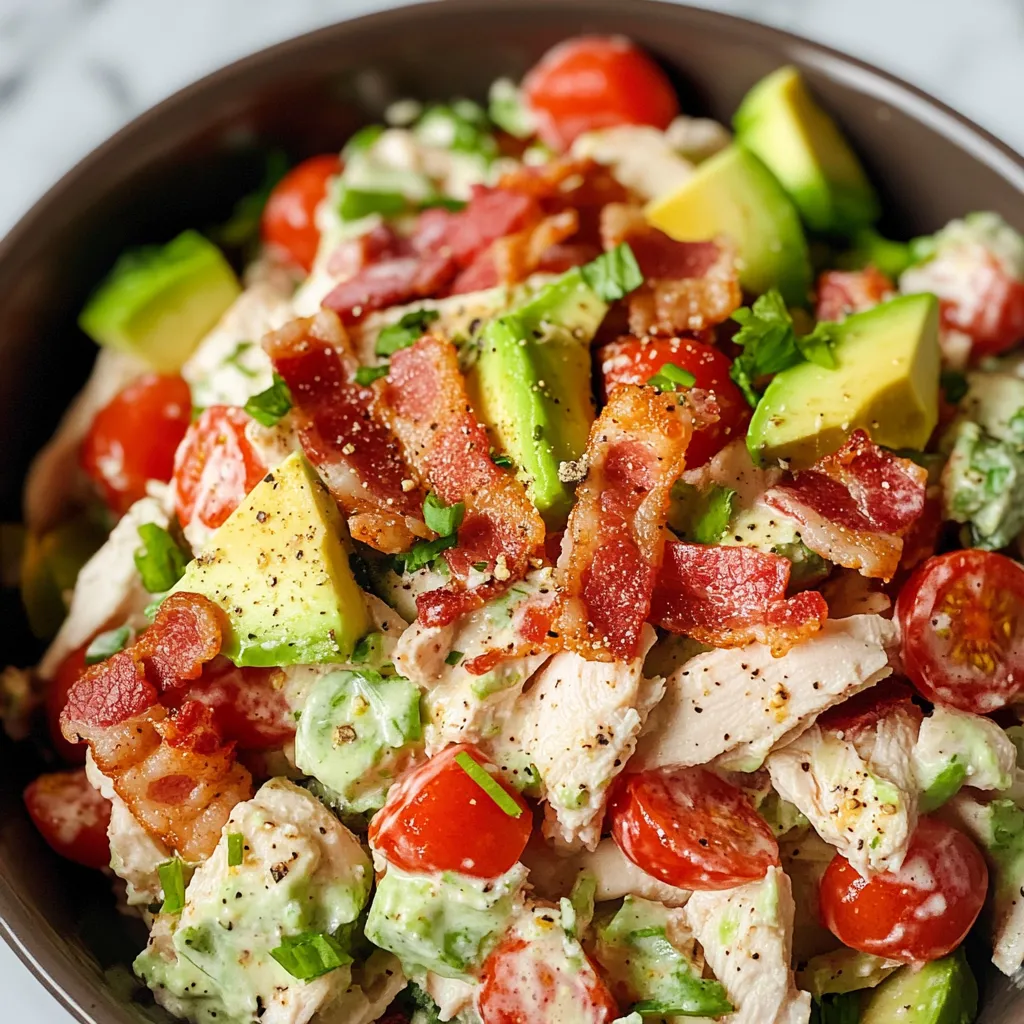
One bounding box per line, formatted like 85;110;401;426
1;2;1022;1021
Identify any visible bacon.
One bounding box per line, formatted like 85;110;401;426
265;311;432;553
817;679;922;739
764;431;928;580
815;267;894;322
651;543;829;657
135;592;224;692
378;336;546;626
554;385;695;660
600;204;741;336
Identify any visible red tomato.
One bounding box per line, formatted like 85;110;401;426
599;336;750;466
368;743;531;878
937;252;1024;358
46;645;90;764
479;935;619;1024
24;768;111;870
897;550;1024;714
261;154;342;272
607;766;779;890
80;373;192;515
820;817;987;963
522;36;679;151
172;406;267;532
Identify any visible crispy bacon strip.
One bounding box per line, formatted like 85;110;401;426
265;311;432;554
764;431;928;581
554;385;696;661
378;335;546;627
600;204;742;336
651;543;829;657
60;594;252;861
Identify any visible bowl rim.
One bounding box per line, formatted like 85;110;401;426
1;1;1022;1020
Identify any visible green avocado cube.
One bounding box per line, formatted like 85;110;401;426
860;950;977;1024
79;230;240;372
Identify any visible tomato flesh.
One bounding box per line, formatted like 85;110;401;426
607;766;779;890
80;374;192;515
172;406;267;532
368;743;531;878
522;36;679;151
46;644;91;764
24;768;111;870
599;336;749;466
897;549;1024;713
261;154;342;272
820;817;987;963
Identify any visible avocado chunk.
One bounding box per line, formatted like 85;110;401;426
860;950;978;1024
748;292;940;467
293;668;422;813
79;230;241;373
171;451;370;666
796;947;901;999
644;144;811;305
469;268;604;527
733;66;880;236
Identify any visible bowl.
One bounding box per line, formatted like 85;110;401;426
1;1;1022;1021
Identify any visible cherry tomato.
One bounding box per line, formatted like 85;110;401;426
261;154;342;272
80;373;192;515
607;766;779;890
368;743;531;878
820;817;987;963
24;768;111;870
479;934;619;1024
599;336;750;466
896;550;1024;713
522;36;679;151
46;644;90;764
172;406;267;532
936;252;1024;358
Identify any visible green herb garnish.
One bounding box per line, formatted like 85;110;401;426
84;626;131;666
338;188;408;222
375;309;440;356
394;534;458;574
423;491;465;537
648;363;697;393
270;932;351;981
244;372;292;427
134;525;188;594
227;833;244;867
354;364;389;385
445;651;465;666
158;859;186;915
580;242;643;302
454;751;522;817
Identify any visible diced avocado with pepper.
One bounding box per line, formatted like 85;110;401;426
748;292;940;467
79;230;241;373
860;950;978;1024
171;451;370;666
733;66;880;236
469;268;604;528
644;143;812;305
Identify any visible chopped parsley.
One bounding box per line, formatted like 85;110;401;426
580;242;643;302
244;372;292;426
375;309;440;356
354;364;389;386
394;534;458;574
134;525;188;594
423;491;465;537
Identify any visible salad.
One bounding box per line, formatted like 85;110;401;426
8;32;1024;1024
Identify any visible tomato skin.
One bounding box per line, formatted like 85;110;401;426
820;817;987;963
522;36;679;151
261;154;342;272
897;549;1024;713
80;374;192;515
24;768;112;870
599;336;751;466
46;645;91;764
368;743;532;878
172;406;267;532
607;766;779;891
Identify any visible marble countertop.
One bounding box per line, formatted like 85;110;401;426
1;0;1022;1020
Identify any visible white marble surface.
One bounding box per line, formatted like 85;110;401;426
1;0;1022;1019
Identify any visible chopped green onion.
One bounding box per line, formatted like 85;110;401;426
648;363;697;392
628;926;665;940
580;243;643;302
490;451;514;468
375;309;440;356
227;833;244;867
445;650;464;666
270;931;351;981
354;364;389;385
423;491;465;537
134;524;188;594
244;372;292;427
394;533;458;574
471;561;488;572
338;187;408;222
419;194;467;212
158;858;186;915
84;625;131;666
454;751;523;817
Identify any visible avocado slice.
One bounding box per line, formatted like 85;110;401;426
644;143;812;305
469;268;605;527
860;951;978;1024
747;292;940;467
733;66;880;236
79;230;241;373
172;451;370;666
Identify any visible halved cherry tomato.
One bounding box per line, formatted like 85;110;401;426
607;766;779;890
368;743;531;878
935;252;1024;358
820;817;987;963
24;768;111;870
80;373;192;516
479;934;619;1024
522;36;679;151
46;644;90;764
897;550;1024;714
261;154;342;272
172;406;267;533
599;336;750;467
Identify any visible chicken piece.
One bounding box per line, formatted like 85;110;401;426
488;625;664;851
633;614;898;773
684;867;811;1024
571;125;694;201
423;975;477;1022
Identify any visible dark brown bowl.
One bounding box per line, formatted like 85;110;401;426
1;2;1022;1021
